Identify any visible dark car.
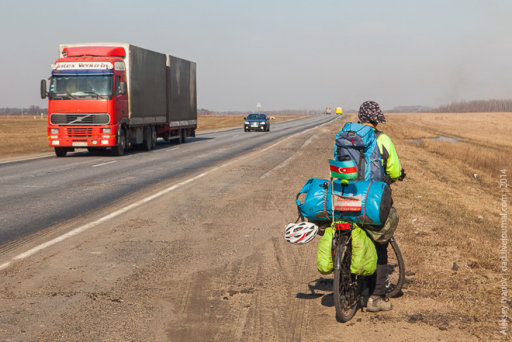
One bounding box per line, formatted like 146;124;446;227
244;113;270;132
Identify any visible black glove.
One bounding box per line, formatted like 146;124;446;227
398;168;406;181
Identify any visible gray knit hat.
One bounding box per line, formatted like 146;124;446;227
358;101;386;124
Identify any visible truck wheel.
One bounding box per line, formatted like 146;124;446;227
54;147;67;157
151;126;157;149
112;128;126;156
143;126;152;150
179;129;186;144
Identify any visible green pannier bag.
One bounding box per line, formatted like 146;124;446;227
350;225;377;276
316;227;334;275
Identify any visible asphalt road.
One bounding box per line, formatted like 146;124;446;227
0;115;337;247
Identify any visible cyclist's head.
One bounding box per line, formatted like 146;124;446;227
358;101;386;126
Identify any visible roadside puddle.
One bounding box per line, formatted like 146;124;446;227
408;136;460;144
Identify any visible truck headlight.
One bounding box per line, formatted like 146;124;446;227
102;128;111;134
260;122;266;125
50;128;59;134
244;121;249;125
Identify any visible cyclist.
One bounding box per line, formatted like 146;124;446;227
354;100;404;312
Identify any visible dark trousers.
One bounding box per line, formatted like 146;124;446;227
376;241;388;265
372;241;389;297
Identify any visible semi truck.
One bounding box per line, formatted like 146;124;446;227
41;43;197;157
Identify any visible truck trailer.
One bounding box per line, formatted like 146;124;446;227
41;43;197;157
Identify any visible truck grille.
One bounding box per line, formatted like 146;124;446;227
51;113;110;125
65;127;93;138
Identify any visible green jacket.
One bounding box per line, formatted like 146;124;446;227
376;132;401;182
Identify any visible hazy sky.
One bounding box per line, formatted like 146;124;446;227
1;0;510;111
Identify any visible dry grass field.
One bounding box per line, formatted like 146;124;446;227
0;116;49;158
0;114;306;159
379;112;511;338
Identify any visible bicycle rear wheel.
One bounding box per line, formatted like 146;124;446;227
384;237;405;298
333;235;358;322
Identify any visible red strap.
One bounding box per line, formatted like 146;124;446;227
323;180;331;215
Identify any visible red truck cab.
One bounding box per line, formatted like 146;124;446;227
42;43;197;157
43;46;128;156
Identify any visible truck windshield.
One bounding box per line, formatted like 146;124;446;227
50;75;113;100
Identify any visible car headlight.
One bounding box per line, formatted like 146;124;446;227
50;128;59;134
260;122;266;125
245;121;249;125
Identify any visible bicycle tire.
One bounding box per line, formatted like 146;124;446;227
385;237;405;298
333;235;358;322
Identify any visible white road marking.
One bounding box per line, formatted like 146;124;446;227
0;171;207;271
0;116;338;271
0;155;51;165
92;161;118;168
302;135;315;148
167;147;179;152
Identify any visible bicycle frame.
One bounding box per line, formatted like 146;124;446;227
331;222;352;266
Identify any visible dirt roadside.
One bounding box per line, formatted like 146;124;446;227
0;116;490;341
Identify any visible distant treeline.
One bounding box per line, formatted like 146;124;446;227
389;99;512;113
3;99;510;116
0;106;47;115
433;99;512;113
388;106;433;113
198;108;322;115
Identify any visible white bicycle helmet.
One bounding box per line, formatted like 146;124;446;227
284;222;319;244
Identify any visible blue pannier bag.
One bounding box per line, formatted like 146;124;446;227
296;178;332;222
296;178;391;225
332;180;392;226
